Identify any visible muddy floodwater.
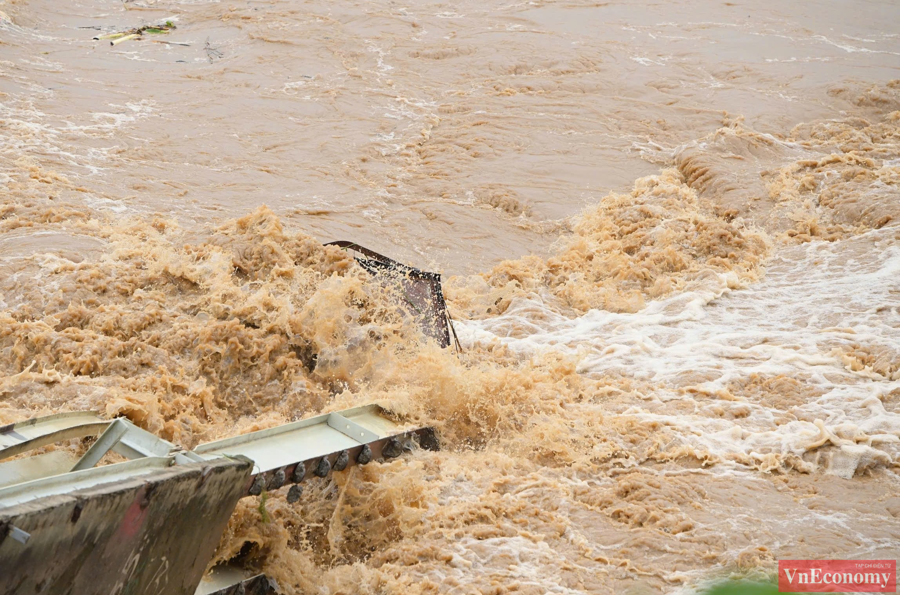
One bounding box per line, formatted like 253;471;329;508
1;0;899;592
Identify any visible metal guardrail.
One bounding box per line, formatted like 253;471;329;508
0;404;436;506
0;411;110;459
0;405;437;595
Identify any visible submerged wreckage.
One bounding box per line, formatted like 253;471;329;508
0;244;455;595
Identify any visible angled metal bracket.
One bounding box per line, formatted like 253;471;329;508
70;419;129;472
327;412;380;443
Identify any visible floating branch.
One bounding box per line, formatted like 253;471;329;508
92;21;177;46
152;40;191;47
111;33;140;46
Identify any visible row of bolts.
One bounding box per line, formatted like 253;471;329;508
247;438;405;503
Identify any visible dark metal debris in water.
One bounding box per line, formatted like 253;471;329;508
326;241;462;351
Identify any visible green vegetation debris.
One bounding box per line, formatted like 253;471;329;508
258;488;270;524
92;22;178;46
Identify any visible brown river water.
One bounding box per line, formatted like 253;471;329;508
1;0;899;592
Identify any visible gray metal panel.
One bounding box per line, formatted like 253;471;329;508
345;407;407;437
0;457;252;595
0;451;77;490
0;457;175;508
199;423;361;473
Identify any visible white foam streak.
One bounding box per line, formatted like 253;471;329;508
460;227;900;476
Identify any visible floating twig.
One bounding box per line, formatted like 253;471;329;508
94;31;127;40
92;21;177;46
111;33;140;46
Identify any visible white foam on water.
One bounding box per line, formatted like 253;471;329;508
459;226;900;476
813;34;900;56
0;98;155;176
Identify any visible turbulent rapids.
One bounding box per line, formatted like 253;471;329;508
1;0;899;593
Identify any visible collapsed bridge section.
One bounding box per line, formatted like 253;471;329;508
0;405;437;595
